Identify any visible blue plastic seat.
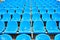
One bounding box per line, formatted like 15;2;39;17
0;21;5;33
32;13;41;21
25;4;30;7
7;0;17;8
16;9;22;14
40;9;46;14
48;8;54;14
4;21;18;34
2;0;15;8
42;14;51;21
47;0;57;6
46;21;60;33
55;8;60;13
1;0;11;8
38;5;44;9
32;8;38;14
8;9;15;14
54;34;60;40
38;0;48;6
0;34;12;40
45;6;51;9
22;14;30;21
0;9;6;14
1;14;10;21
32;3;36;8
2;34;12;40
25;2;30;6
24;8;30;13
0;3;4;9
15;0;24;8
35;34;50;40
19;21;31;33
33;21;45;33
52;13;60;21
12;14;21;21
16;34;31;40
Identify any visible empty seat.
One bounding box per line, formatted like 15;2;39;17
16;34;31;40
42;14;51;21
48;8;54;14
32;3;36;8
32;13;41;21
8;9;15;14
2;0;15;8
52;13;60;21
40;9;46;14
4;21;18;34
54;34;60;40
32;8;38;13
22;14;30;21
24;6;30;9
35;34;50;40
1;14;11;21
0;21;5;33
0;4;3;9
1;34;12;40
56;8;60;13
46;21;60;33
25;3;30;7
24;8;30;13
19;21;31;33
16;9;22;14
12;14;21;21
0;9;6;14
38;5;44;9
33;21;45;33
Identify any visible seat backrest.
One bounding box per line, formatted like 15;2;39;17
20;21;31;31
32;13;41;21
2;34;12;40
12;14;21;21
54;34;60;40
2;14;10;21
42;14;51;21
35;34;50;40
33;21;44;29
22;14;30;21
16;34;31;40
7;21;18;31
46;21;58;29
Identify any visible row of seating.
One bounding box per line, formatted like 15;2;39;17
34;0;60;8
0;0;60;8
0;13;60;21
0;21;60;34
0;0;60;10
0;34;60;40
0;8;60;14
0;0;26;8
